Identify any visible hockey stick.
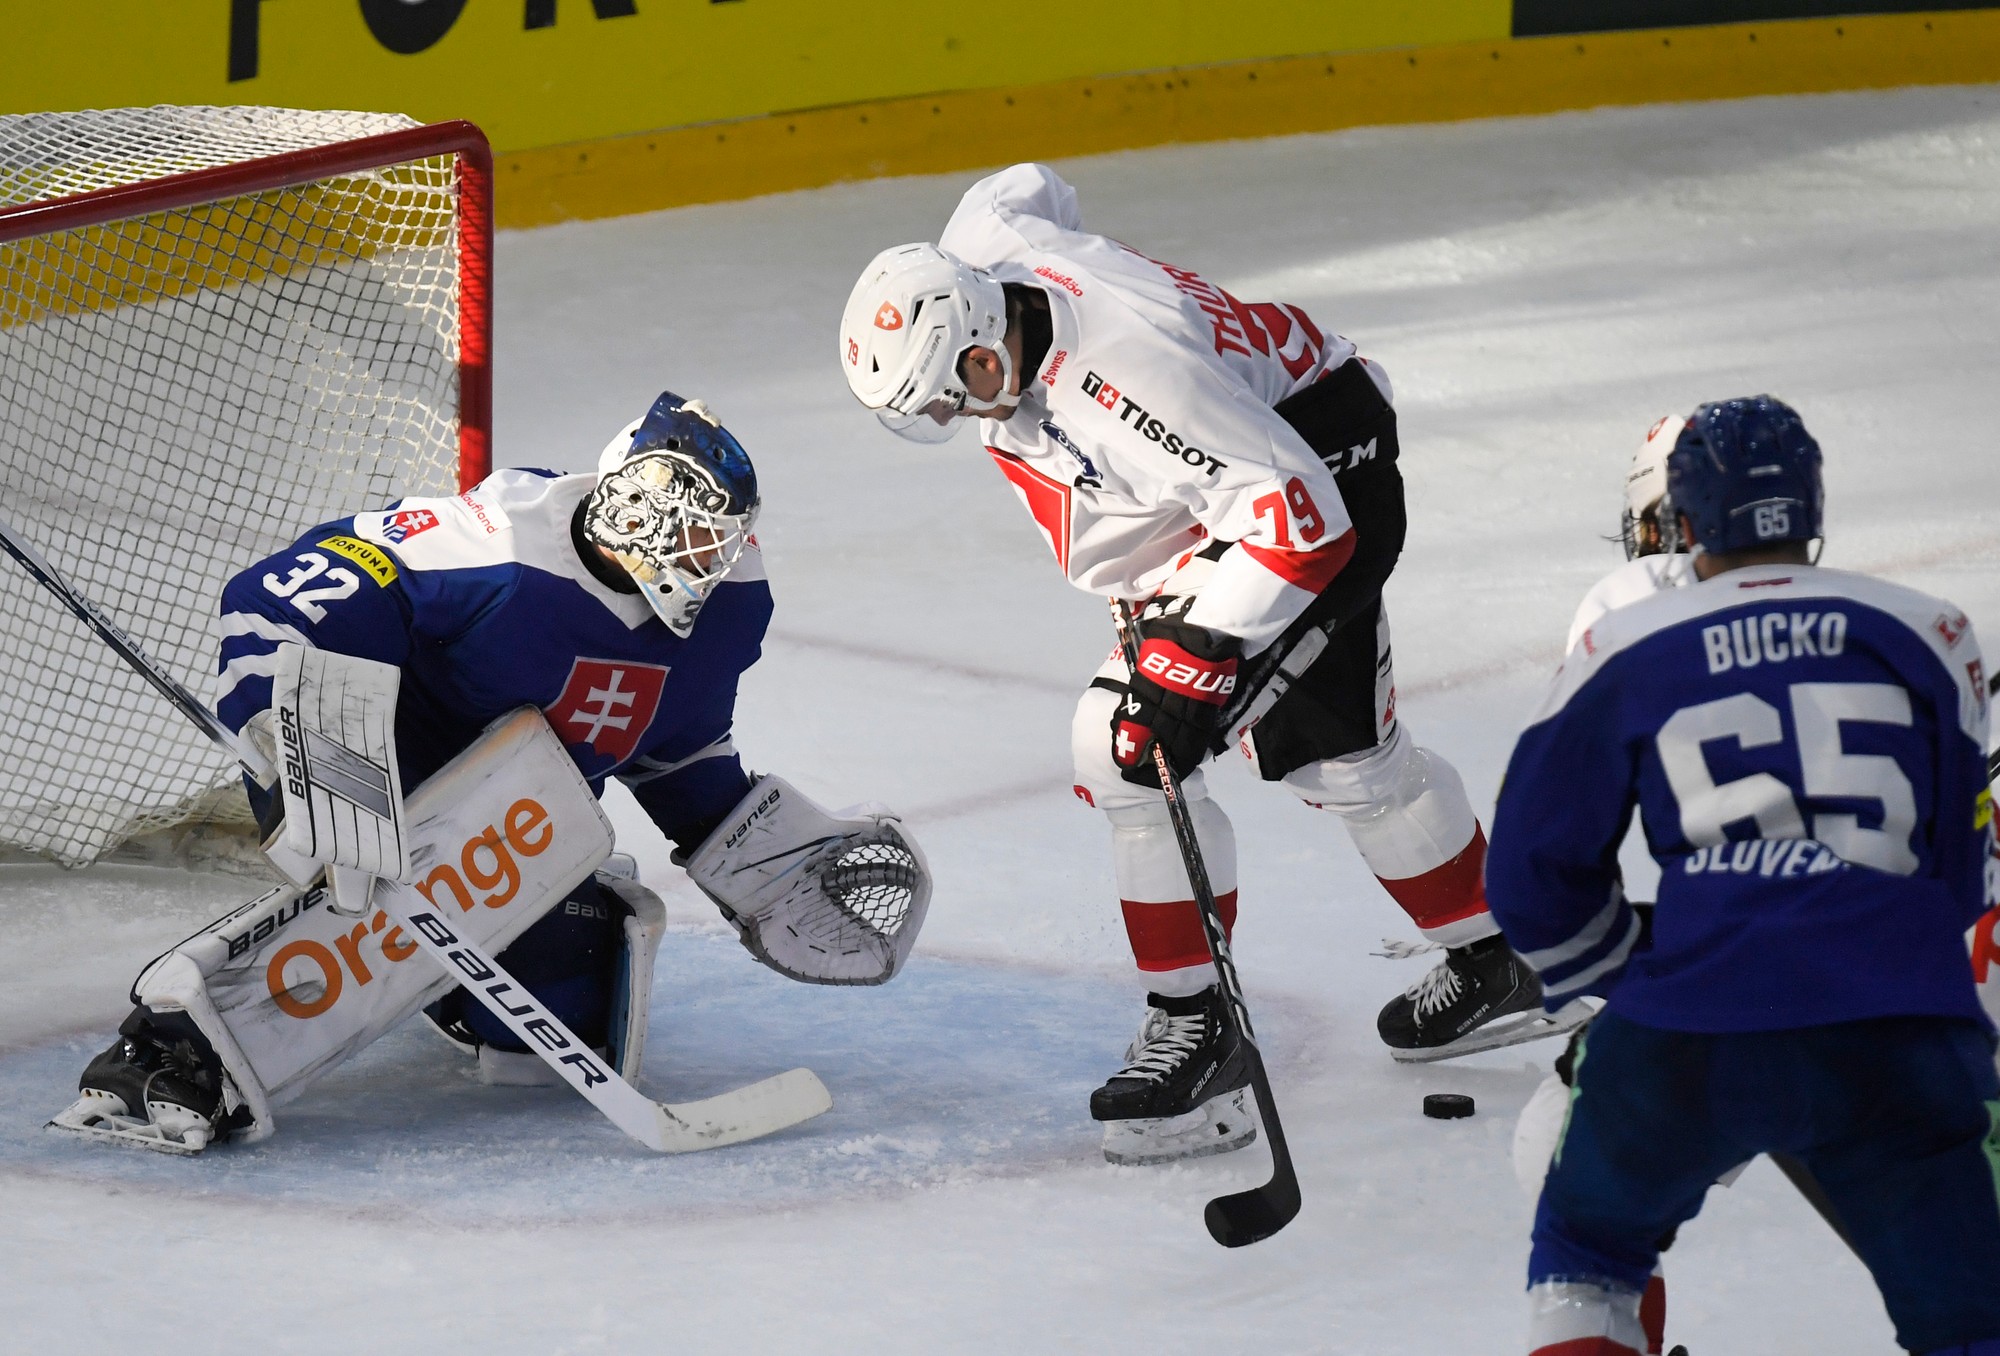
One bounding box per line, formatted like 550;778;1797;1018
1112;600;1301;1247
0;510;830;1153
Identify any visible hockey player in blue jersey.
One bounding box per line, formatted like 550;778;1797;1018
53;391;929;1153
1487;396;2000;1356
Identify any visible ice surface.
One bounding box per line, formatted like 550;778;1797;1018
5;84;1999;1352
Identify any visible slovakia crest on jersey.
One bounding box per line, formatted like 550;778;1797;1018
545;659;668;767
382;508;440;543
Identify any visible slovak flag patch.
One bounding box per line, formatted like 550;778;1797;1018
545;658;669;767
382;508;439;543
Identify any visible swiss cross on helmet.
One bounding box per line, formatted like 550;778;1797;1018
1666;395;1823;557
584;390;759;636
839;242;1011;444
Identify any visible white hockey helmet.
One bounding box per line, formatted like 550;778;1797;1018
1620;414;1686;560
584;391;760;636
839;242;1012;444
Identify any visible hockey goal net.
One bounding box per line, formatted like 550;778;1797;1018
0;107;491;870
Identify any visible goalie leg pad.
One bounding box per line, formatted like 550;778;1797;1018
683;774;930;985
71;709;612;1144
441;869;665;1087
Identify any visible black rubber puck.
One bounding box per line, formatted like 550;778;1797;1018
1423;1093;1475;1119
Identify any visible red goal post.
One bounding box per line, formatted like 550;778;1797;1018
0;108;493;870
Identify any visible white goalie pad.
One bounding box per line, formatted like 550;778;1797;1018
271;642;408;891
130;708;614;1141
684;774;931;985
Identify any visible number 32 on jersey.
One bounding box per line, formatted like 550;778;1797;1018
260;536;397;623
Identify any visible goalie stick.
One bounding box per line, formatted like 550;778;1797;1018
0;510;830;1154
1113;599;1301;1248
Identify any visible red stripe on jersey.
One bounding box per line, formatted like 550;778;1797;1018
1240;529;1355;594
1121;891;1239;974
1529;1341;1642;1356
1377;824;1491;931
987;447;1072;574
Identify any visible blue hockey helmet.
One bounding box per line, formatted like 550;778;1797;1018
1665;395;1823;557
585;391;760;636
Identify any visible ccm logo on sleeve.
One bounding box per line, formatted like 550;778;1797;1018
1079;372;1227;477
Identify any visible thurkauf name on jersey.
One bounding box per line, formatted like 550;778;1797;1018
1079;371;1226;476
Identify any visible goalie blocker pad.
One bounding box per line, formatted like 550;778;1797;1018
271;642;409;898
684;774;931;985
130;708;613;1142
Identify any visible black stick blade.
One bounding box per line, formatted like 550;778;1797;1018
1204;1063;1301;1247
1205;1168;1302;1247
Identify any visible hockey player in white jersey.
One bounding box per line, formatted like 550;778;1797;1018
839;163;1582;1163
1565;414;1691;654
50;391;930;1154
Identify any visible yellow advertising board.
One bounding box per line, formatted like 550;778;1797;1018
1;2;1507;154
4;4;1997;226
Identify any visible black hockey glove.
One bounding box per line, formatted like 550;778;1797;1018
1113;598;1242;787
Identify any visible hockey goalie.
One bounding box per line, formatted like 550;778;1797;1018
50;391;931;1154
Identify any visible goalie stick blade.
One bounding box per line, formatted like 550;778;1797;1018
649;1067;832;1153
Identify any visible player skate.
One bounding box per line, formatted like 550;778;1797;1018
1377;935;1592;1063
1091;986;1256;1165
51;1012;238;1155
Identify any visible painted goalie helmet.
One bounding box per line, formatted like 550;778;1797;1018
584;391;759;636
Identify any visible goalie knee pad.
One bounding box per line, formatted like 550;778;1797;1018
431;863;666;1085
683;774;930;985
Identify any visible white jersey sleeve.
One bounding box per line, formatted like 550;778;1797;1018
1563;553;1688;655
943;163;1372;653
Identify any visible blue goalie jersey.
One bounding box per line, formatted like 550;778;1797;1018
213;468;771;842
1488;564;1993;1033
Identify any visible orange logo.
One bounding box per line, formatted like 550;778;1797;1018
847;338;859;366
874;302;903;331
266;798;555;1020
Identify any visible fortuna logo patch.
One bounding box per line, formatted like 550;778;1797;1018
381;508;439;543
318;535;398;587
874;302;904;331
1078;371;1227;476
544;659;669;766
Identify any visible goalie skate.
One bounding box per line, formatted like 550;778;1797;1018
47;1020;232;1156
1101;1086;1257;1166
48;1090;215;1156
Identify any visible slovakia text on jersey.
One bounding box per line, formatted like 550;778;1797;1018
1488;564;1992;1034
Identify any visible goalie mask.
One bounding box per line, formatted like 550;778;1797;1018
585;391;760;636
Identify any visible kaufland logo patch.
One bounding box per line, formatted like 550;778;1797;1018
544;659;668;767
382;508;438;543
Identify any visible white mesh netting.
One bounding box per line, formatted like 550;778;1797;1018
0;106;473;868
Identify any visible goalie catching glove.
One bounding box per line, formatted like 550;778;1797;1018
683;775;931;985
1113;594;1242;786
